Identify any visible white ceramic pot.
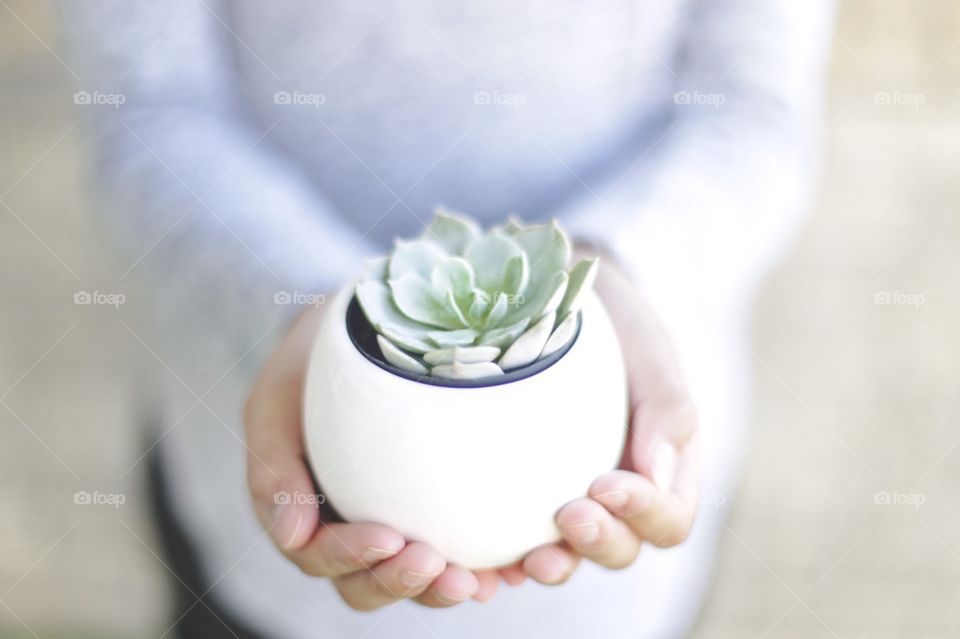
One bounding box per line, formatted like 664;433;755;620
303;284;627;569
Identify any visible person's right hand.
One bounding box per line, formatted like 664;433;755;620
244;302;501;610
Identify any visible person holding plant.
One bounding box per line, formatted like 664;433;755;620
60;0;834;636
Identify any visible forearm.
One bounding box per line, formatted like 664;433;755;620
562;0;836;314
59;0;376;359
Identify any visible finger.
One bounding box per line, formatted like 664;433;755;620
413;565;479;607
498;563;527;586
288;521;405;577
472;569;500;601
244;312;326;550
244;388;319;550
629;395;698;491
522;543;580;585
245;443;319;551
589;442;699;548
556;498;641;569
333;542;445;611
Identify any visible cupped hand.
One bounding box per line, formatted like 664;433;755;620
521;250;700;584
244;303;501;610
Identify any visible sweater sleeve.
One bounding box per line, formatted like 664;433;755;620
57;0;375;364
562;0;836;316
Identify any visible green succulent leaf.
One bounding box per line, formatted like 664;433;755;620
499;215;525;235
431;256;475;301
479;316;530;349
502;253;529;297
363;256;388;283
538;270;569;318
464;232;524;292
356;281;430;335
505;269;568;324
431;361;504;380
389;274;466;329
541;311;578;357
356;280;394;329
422;207;482;255
558;258;599;318
466;288;490;326
427;328;479;348
510;220;570;278
483;291;509;329
380;323;434;354
444;288;470;326
498;221;570;324
498;311;556;371
377;335;428;374
423;345;501;365
389;239;448;280
362;211;596;380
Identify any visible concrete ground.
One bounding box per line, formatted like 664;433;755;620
1;1;958;637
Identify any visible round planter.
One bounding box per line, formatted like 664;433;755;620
303;284;628;569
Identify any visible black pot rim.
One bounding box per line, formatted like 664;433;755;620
345;295;581;388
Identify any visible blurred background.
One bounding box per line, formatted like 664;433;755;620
1;0;958;637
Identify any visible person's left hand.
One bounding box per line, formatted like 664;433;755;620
511;249;701;585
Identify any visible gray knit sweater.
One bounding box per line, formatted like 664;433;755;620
58;1;834;636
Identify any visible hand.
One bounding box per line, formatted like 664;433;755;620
244;303;502;610
521;251;700;584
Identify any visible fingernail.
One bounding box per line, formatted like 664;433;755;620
400;570;440;588
272;502;304;550
544;563;575;585
436;591;469;605
561;520;600;545
593;490;628;510
651;441;678;493
361;546;399;564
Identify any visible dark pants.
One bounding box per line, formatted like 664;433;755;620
148;452;265;639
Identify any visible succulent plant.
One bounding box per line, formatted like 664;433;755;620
356;209;599;380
